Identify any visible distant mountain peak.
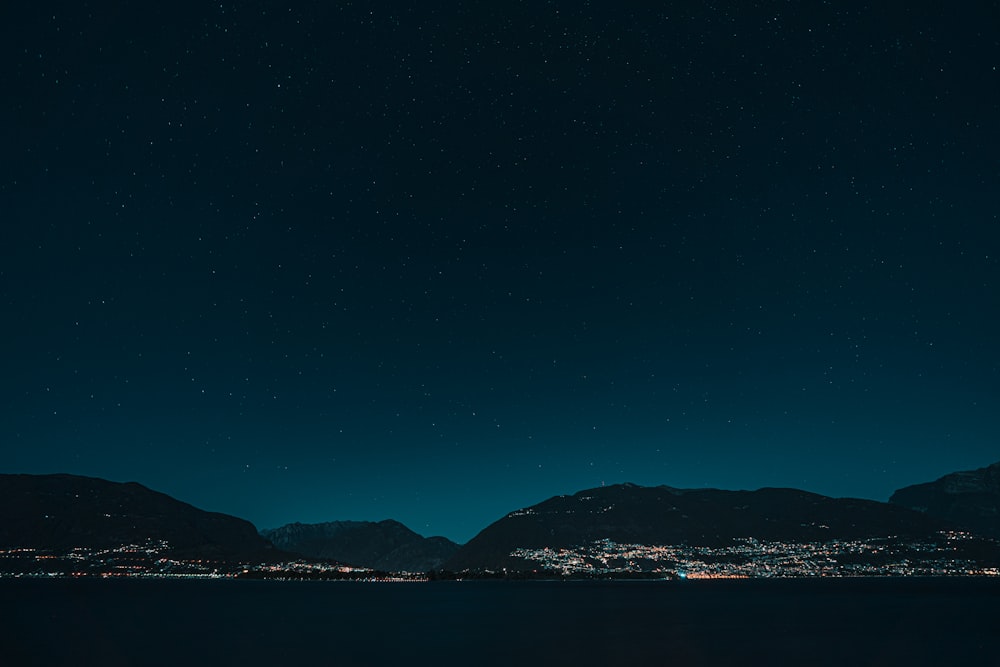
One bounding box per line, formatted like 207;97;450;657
260;519;459;572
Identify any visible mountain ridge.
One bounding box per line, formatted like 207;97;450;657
4;464;999;577
261;519;459;572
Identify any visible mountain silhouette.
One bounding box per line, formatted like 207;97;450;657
261;520;459;572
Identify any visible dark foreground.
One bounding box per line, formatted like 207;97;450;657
2;577;998;666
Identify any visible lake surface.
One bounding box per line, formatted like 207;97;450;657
2;577;999;666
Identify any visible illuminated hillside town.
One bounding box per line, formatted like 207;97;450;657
2;531;998;580
0;540;418;581
510;532;1000;578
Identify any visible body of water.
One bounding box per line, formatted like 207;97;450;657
2;577;998;665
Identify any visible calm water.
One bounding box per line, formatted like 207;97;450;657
2;577;999;666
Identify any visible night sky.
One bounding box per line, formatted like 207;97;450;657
2;2;998;543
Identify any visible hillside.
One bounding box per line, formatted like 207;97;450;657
0;473;279;561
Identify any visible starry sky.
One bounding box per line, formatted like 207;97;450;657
2;2;998;543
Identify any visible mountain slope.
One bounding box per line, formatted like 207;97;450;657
445;483;951;571
890;461;1000;538
261;520;459;572
0;473;278;560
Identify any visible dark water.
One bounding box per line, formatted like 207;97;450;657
2;577;998;666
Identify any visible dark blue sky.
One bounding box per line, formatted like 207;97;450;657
2;2;998;542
